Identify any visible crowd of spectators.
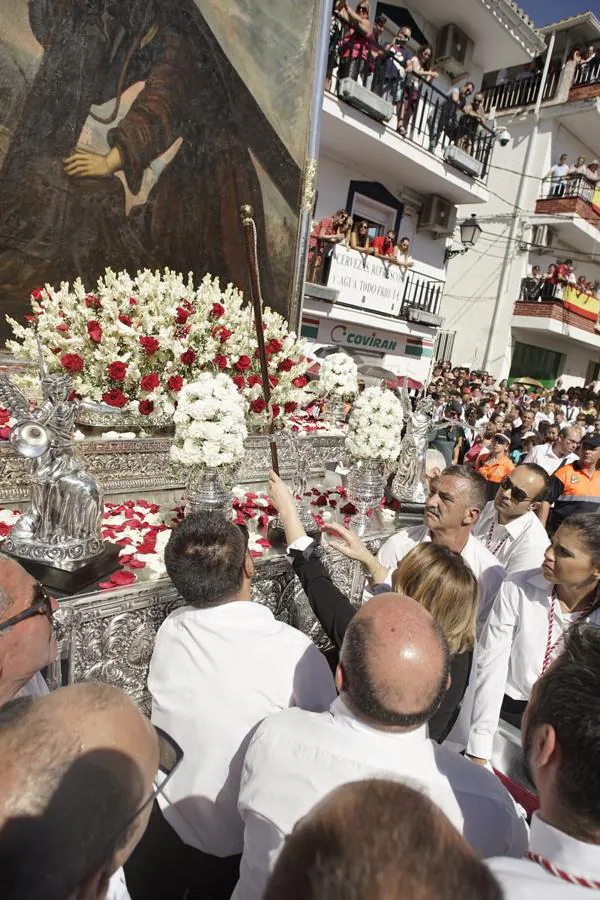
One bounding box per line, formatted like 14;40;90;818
521;258;600;303
543;152;599;196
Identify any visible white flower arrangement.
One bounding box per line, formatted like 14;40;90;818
7;268;310;431
345;387;404;462
319;353;359;399
170;373;248;469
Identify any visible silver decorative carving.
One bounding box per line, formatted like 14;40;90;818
0;366;114;570
184;467;232;516
76;405;175;430
391;390;449;506
322;397;346;429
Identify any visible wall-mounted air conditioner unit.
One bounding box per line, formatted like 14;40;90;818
435;24;473;78
444;144;482;179
531;224;557;250
418;195;457;235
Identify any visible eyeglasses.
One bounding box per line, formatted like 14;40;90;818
499;476;534;504
0;583;55;633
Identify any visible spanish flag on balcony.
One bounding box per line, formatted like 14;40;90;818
563;285;600;321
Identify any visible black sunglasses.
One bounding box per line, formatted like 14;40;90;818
0;583;54;633
499;476;533;504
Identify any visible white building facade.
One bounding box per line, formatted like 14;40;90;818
441;12;600;386
302;0;544;385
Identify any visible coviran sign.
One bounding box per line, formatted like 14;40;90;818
330;324;398;352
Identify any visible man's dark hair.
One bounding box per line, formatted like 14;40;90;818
525;625;600;839
164;513;248;608
340;616;450;728
399;235;410;243
374;13;386;25
520;463;550;501
442;464;488;511
265;780;502;900
445;400;462;416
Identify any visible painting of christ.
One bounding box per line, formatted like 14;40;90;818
0;0;324;344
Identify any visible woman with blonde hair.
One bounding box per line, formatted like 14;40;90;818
268;471;478;742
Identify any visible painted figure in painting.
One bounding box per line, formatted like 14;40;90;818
0;0;302;342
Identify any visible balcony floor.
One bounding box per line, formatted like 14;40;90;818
513;300;600;350
320;92;490;207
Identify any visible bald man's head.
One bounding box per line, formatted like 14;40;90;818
338;594;450;729
0;682;160;900
265;780;502;900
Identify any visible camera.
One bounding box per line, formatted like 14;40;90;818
496;127;511;147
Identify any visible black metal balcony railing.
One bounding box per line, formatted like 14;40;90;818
481;71;559;113
519;277;558;302
329;50;495;181
538;173;596;204
308;240;444;320
573;57;600;87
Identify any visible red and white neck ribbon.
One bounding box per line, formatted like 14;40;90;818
526;852;600;890
542;588;595;674
486;521;510;557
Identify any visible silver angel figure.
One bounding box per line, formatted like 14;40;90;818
0;369;111;569
391;390;446;505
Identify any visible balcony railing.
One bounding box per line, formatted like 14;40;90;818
573;58;600;88
308;241;444;321
481;71;559;113
329;50;495;181
538;173;596;205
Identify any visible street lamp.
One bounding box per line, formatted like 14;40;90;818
444;214;482;262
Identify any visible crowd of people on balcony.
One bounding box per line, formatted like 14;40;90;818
521;258;600;302
543;152;599;197
326;1;490;157
308;208;415;281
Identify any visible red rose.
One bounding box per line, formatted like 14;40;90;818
56;323;69;334
0;408;10;426
219;327;232;343
102;388;128;408
214;354;228;370
140;336;160;355
0;427;10;441
315;494;328;507
175;306;190;324
67;390;81;402
84;294;101;310
180;349;196;366
268;375;279;388
107;361;127;382
277;358;294;372
118;314;132;327
87;320;102;344
211;302;225;318
129;297;138;306
167;374;183;392
248;374;262;388
284;401;298;414
140;372;160;392
235;355;252;372
139;399;155;415
266;338;283;355
232;375;245;389
31;287;43;301
292;375;308;388
250;398;267;413
271;404;281;419
60;353;84;373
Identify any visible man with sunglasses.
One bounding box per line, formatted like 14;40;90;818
539;434;600;533
0;682;183;900
0;555;58;706
473;465;550;576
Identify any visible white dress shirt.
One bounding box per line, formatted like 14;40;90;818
149;600;336;857
472;502;550;577
232;697;528;900
522;442;577;476
489;813;600;897
377;525;506;631
17;673;131;900
467;571;600;760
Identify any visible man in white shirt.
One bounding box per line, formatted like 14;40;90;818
488;625;600;896
523;426;581;476
0;554;59;706
472;464;550;576
544;153;569;195
0;682;170;900
377;465;506;630
233;593;528;900
130;513;336;899
265;779;503;900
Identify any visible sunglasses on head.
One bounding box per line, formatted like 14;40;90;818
499;476;534;504
0;583;54;633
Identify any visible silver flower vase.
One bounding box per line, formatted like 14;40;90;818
347;459;386;536
184;467;232;517
323;396;347;428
